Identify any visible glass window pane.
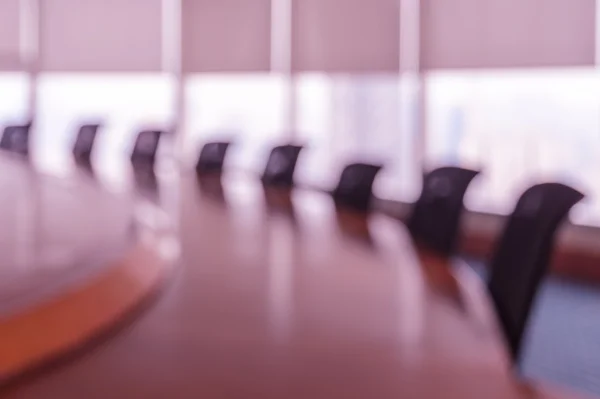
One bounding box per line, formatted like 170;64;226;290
0;73;30;126
35;73;176;183
426;69;600;226
294;74;420;201
184;74;290;172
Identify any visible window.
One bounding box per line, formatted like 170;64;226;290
426;69;600;225
0;73;30;128
294;74;420;201
184;74;290;172
35;74;176;183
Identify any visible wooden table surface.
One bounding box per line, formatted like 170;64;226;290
1;172;588;399
0;155;176;383
0;156;134;317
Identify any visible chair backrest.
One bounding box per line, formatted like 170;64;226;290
407;166;480;255
130;130;164;166
72;123;102;164
196;141;231;174
332;163;383;211
488;182;584;363
0;122;32;156
261;144;303;186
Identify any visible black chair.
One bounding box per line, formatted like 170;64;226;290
487;182;584;365
130;130;164;167
0;121;32;157
72;123;102;166
332;163;383;212
196;141;231;174
407;166;480;255
261;144;303;187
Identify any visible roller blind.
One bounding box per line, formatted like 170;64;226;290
182;0;272;72
421;0;597;69
291;0;400;72
0;0;21;68
39;0;163;72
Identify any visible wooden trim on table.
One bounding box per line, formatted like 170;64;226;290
0;235;175;383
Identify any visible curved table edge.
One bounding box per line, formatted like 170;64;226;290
0;232;177;384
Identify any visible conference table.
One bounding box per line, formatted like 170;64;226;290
0;157;588;398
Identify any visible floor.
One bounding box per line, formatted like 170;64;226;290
464;258;600;398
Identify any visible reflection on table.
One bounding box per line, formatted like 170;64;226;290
1;172;586;399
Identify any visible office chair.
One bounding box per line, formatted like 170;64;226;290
196;141;231;174
130;129;164;168
332;162;383;212
487;182;584;365
407;166;480;255
0;121;32;157
72;123;102;167
261;144;303;187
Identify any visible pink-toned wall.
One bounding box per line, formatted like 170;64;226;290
39;0;163;72
0;0;20;56
4;0;598;72
421;0;597;69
